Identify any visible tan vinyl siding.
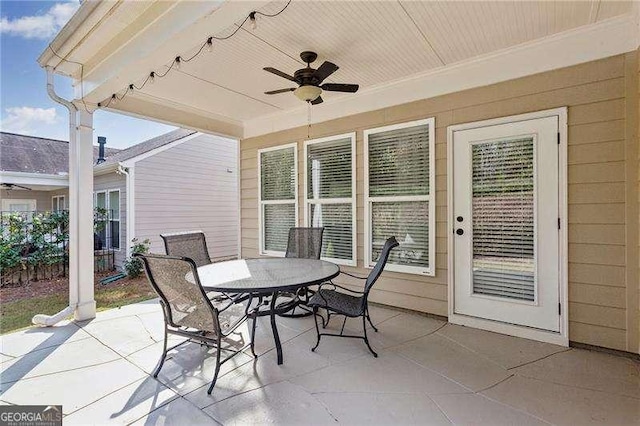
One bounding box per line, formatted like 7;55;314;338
134;133;238;261
94;173;126;268
241;53;640;353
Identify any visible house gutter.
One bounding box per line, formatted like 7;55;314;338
116;164;134;258
31;69;78;326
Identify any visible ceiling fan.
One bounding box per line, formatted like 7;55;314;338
1;183;32;191
263;51;359;105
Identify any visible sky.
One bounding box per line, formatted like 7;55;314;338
0;0;176;149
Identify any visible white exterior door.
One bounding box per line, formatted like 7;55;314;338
452;116;560;332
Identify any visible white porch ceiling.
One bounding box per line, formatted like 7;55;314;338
43;0;636;137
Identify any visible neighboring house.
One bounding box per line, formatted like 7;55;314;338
0;129;239;269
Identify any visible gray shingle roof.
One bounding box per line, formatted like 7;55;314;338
0;129;193;175
0;132;120;174
97;128;196;166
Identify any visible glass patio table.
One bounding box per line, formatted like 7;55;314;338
196;258;340;365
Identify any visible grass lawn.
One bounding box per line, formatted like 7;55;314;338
0;275;156;335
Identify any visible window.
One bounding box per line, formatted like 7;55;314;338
364;118;435;275
1;199;37;221
52;195;66;211
109;190;120;250
304;133;356;265
94;191;107;249
258;143;298;256
93;189;120;250
2;199;36;212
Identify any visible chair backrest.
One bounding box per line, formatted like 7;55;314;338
135;253;220;334
365;236;400;294
160;231;211;268
285;227;324;259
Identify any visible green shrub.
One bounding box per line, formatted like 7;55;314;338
123;238;151;278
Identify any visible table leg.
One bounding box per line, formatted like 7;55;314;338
270;291;283;365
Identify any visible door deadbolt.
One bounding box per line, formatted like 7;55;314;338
456;216;464;222
456;228;464;236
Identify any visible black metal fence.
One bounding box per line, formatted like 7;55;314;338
0;209;116;286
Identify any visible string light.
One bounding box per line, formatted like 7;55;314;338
99;0;291;109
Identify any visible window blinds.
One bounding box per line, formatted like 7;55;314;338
368;125;430;196
371;201;429;267
307;138;352;199
264;203;296;252
260;148;296;201
260;145;296;254
471;138;535;301
306;136;354;263
366;121;433;274
310;203;352;260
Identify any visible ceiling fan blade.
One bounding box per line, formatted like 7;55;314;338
2;183;32;190
310;96;323;105
313;61;339;83
321;83;359;93
264;88;296;95
263;67;296;82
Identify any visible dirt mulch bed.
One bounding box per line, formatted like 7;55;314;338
0;272;149;304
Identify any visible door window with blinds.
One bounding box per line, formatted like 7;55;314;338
304;133;356;266
472;138;535;301
258;143;298;256
364;118;435;275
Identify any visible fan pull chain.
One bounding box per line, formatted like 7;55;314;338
307;101;312;139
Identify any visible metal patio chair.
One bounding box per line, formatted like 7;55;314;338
285;227;324;259
307;236;399;357
276;227;324;318
160;231;211;267
135;253;254;394
161;230;243;303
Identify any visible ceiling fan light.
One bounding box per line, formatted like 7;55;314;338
294;85;322;102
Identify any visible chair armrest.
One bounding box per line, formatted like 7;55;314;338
339;271;368;280
319;281;365;295
216;299;237;313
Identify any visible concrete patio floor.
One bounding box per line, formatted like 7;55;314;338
0;299;638;425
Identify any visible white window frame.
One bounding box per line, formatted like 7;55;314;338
364;117;436;276
51;195;66;211
93;189;121;251
258;142;298;257
303;132;357;266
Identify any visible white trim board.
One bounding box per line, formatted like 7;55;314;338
446;107;569;346
0;171;69;188
244;14;638;139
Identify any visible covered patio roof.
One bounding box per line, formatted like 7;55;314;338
39;1;639;139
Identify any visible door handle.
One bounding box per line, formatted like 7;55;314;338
456;228;464;236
